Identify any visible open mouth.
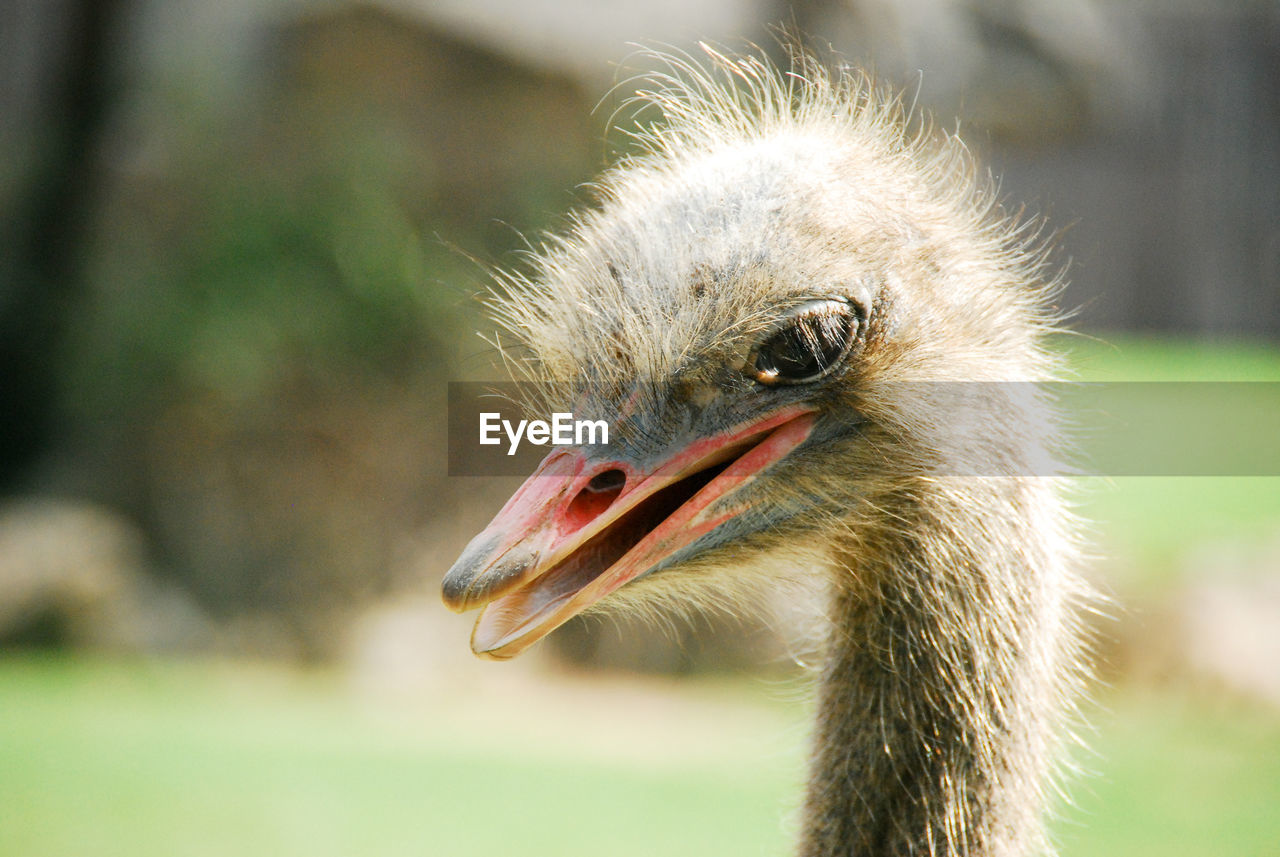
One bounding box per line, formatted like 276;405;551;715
441;407;817;659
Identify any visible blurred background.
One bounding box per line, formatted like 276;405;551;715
1;0;1277;854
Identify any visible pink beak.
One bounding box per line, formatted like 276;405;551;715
442;406;818;659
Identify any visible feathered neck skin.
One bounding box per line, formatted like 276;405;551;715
802;478;1081;857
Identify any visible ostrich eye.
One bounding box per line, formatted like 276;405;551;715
752;298;858;385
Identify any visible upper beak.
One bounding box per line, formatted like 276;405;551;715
441;406;818;659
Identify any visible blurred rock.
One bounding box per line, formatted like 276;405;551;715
407;0;772;88
345;596;489;689
1174;539;1280;708
1112;534;1280;709
0;498;213;652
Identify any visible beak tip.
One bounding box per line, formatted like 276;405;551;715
440;532;510;612
440;567;475;612
442;551;539;614
472;645;514;661
470;621;521;660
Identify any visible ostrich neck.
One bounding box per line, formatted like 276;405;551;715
799;491;1064;857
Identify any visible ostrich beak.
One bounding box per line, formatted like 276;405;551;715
441;407;817;659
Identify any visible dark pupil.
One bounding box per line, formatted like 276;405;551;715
758;311;851;380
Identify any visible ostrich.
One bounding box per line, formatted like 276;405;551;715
442;46;1090;857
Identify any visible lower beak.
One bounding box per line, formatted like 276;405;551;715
441;407;817;659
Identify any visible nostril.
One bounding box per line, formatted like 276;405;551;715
587;469;626;494
564;469;626;532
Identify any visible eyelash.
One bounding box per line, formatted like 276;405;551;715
751;298;860;385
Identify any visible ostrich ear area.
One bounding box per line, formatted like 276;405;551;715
440;407;818;660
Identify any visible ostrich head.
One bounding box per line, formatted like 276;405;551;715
442;47;1087;856
444;48;1063;657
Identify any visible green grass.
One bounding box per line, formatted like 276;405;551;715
1060;334;1280;382
2;656;1278;857
0;656;803;857
1059;689;1280;857
1077;477;1280;583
